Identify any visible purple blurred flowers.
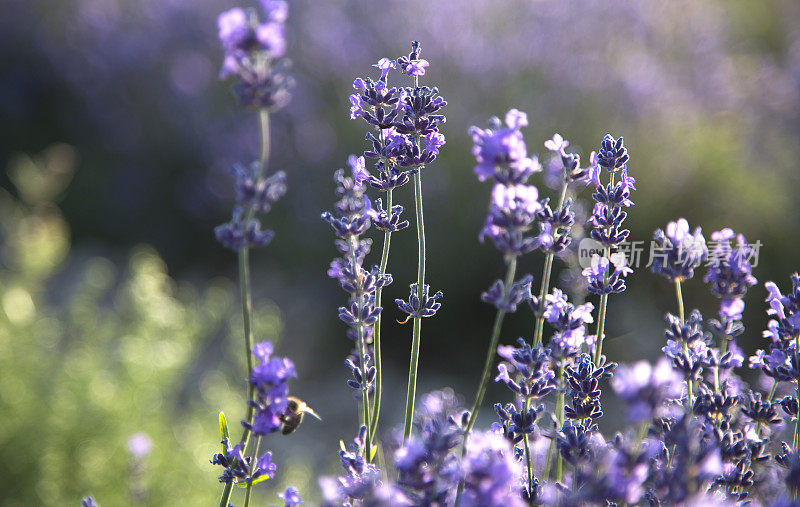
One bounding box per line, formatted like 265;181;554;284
217;1;293;109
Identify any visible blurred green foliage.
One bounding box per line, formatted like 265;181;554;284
0;146;293;505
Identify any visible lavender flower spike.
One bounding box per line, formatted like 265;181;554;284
650;218;708;282
396;283;444;323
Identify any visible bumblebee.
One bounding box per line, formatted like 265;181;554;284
280;396;321;435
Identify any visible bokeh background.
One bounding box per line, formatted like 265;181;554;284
1;0;799;504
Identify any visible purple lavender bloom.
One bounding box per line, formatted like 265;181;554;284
256;22;286;58
586;134;634;251
321;426;410;506
705;229;758;300
582;253;632;295
543;133;568;153
650;219;708;282
424;131;446;155
244;341;296;435
81;496;100;507
479;183;549;256
469;111;541;185
611;358;683;423
459;429;525;507
231;163;287;213
541;288;595;355
563;353;616;421
596;134;629;171
404;58;430;77
394;390;464;504
372;198;410;233
215;206;275;251
217;1;293;109
373;57;397;79
495;338;555;399
763;275;800;342
661;310;707;382
395;283;443;323
211;438;277;485
481;275;533;313
218;8;252;52
278;486;303;506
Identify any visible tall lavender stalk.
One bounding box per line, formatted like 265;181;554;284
346;44;446;447
323;159;388;462
530;134;585;346
583;135;634;365
650;218;708;407
213;2;293;505
462;110;541;439
384;42;447;442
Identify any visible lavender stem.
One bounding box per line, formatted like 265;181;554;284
403;170;426;442
533;182;569;346
369;187;392;450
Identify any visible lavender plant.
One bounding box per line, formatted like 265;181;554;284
211;2;307;506
344;41;447;446
191;8;800;505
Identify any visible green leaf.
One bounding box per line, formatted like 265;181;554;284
219;412;229;442
369;445;377;461
250;475;271;486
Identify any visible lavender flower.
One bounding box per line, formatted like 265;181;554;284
395;283;443;323
245;341;296;435
217;1;293;109
563;353;616;422
211;438;276;485
81;496;100;507
611;358;683;423
705;229;758;300
479;183;549;256
320;426;410;506
540;288;595;355
495;338;556;399
650;218;708;282
277;486;303;506
582;252;632;295
482;275;533;313
587;135;634;249
661;310;708;386
459;429;526;507
216;206;276;251
395;390;464;504
469;110;541;185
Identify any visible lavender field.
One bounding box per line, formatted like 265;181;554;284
2;0;800;505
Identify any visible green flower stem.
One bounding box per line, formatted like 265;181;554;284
756;380;778;437
523;397;534;506
219;483;233;507
533;182;569;346
455;256;517;506
243;435;262;507
591;259;610;366
368;187;394;452
237;110;271;448
463;256;518;440
350;236;373;461
237;247;256;446
554;360;565;483
544;359;565;481
794;336;800;454
219;111;270;506
403;171;427;442
592;172;615;366
674;280;693;408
